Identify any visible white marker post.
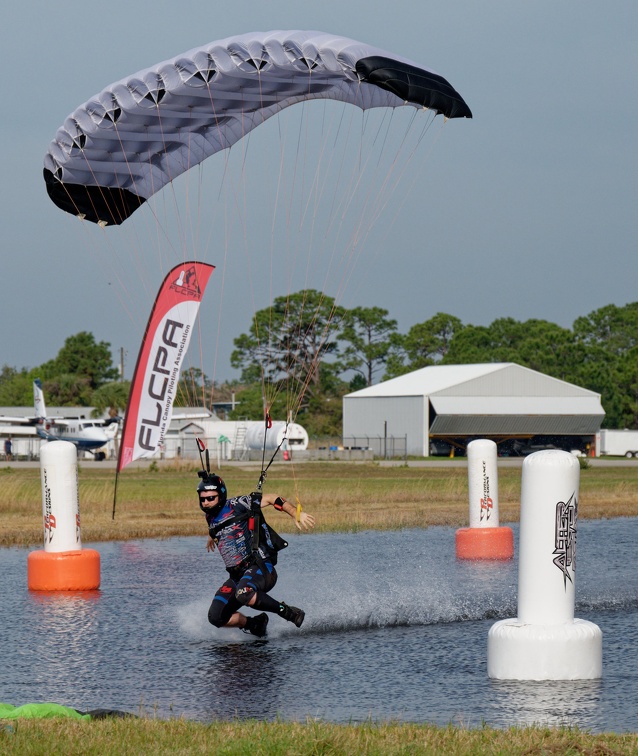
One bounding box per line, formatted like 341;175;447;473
456;439;514;559
488;450;602;679
27;441;100;590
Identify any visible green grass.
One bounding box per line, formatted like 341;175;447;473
1;718;636;755
2;461;638;546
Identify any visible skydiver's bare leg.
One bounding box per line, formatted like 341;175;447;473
224;612;247;628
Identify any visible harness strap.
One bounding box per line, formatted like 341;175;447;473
209;507;288;561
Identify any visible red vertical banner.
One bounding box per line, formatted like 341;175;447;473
117;262;214;472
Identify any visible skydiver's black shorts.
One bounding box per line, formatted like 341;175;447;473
208;560;277;628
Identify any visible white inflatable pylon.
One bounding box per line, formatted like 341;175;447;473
488;450;602;679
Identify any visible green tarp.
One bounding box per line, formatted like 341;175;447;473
0;703;90;721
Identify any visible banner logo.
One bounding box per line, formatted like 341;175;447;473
170;266;201;298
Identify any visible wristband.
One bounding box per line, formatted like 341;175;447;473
274;496;285;511
296;503;302;523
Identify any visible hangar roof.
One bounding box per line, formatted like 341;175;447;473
346;363;599;399
345;363;605;435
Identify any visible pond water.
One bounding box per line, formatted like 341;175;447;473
1;518;637;732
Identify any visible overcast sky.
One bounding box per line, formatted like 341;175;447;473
1;1;636;385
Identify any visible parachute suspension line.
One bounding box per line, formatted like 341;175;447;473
68;137;129;228
84;223;143;329
186;161;211;411
289;106;371;310
242;105;442;438
285;299;342;423
68;145;159;335
324;103;358;237
274;108;384;415
254;407;290;494
320;108;434;309
371;112;445;256
95;127;171;323
107;123;178;322
253;100;310;429
177;112;199;265
298;103;341;256
321;107;389;305
107;124;172;282
258;99;393;430
194;87;246;411
260;408;270;484
372;106;395;164
175;142;211;410
154;104;192;266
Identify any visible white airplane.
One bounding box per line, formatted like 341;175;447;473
0;379;118;456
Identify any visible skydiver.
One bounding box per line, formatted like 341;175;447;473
198;474;315;638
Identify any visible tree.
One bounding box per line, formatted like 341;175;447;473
339;306;398;387
228;383;288;422
40;332;118;390
615;348;638;428
230;290;345;406
442;318;578;374
386;313;463;378
569;304;638;428
573;302;638;356
90;381;131;417
437;324;493;366
0;366;34;406
44;374;93;406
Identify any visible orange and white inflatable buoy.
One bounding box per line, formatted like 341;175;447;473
27;441;100;591
455;525;514;560
455;439;514;560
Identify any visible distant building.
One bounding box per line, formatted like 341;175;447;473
0;404;308;462
342;363;605;457
164;417;309;461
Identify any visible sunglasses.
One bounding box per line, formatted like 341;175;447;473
200;494;219;502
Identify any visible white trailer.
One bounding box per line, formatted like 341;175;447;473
597;429;638;458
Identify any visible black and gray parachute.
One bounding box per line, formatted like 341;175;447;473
43;30;471;226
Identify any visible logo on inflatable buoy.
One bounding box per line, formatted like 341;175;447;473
480;497;493;518
553;493;577;587
480;460;492;521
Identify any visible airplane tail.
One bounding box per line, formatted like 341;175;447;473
33;379;47;420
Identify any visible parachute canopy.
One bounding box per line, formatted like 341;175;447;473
43;30;471;226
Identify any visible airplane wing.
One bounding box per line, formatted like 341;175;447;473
171;411;212;420
0;424;37;436
0;415;38;426
0;415;72;429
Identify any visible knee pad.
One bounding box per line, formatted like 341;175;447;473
234;584;256;606
208;588;235;627
208;602;228;628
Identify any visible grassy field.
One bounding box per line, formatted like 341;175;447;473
1;718;637;755
1;460;638;547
